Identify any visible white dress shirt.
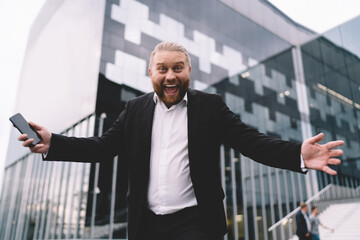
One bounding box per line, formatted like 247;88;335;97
147;93;198;215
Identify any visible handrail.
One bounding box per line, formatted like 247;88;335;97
268;184;334;232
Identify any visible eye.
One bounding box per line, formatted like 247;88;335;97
174;65;183;72
158;66;167;72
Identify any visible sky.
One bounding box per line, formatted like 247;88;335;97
0;0;46;189
0;0;359;190
269;0;360;33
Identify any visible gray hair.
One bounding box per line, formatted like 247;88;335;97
149;41;191;69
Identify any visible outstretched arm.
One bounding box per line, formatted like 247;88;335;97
301;133;344;175
320;222;334;232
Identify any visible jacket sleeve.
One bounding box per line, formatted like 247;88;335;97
44;103;128;162
217;94;303;173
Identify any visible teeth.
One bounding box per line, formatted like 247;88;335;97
165;85;177;87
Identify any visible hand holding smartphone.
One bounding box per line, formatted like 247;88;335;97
9;113;42;146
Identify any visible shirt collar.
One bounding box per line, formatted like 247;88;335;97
153;92;188;106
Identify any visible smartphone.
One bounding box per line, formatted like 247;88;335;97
9;113;42;146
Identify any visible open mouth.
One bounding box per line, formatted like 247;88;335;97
164;84;179;96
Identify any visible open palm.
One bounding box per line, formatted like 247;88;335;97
301;133;344;175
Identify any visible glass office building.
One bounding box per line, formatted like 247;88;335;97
1;0;359;239
301;20;360;188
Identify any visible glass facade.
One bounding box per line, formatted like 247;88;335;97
301;17;360;189
1;0;359;239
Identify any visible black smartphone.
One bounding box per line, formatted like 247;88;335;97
9;113;42;146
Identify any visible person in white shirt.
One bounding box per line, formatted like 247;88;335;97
310;206;334;240
18;41;344;240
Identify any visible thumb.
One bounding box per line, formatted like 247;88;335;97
29;121;42;131
307;132;324;144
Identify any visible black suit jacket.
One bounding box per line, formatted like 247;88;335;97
46;89;303;240
296;211;310;239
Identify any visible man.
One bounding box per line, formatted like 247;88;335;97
310;206;334;240
18;41;344;240
296;202;312;240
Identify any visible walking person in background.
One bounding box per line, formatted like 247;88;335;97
310;206;334;240
296;202;312;240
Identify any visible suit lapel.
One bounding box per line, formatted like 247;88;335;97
140;93;156;171
187;89;200;161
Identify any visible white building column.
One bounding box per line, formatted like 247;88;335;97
292;46;319;198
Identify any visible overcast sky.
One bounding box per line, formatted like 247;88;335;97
0;0;359;190
0;0;46;189
269;0;360;33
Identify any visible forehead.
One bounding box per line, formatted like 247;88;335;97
153;50;187;65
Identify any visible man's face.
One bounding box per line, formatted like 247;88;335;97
302;206;308;212
149;50;191;108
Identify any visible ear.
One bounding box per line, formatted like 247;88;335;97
188;65;192;73
149;68;152;77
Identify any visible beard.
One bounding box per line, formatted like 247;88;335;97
152;79;190;108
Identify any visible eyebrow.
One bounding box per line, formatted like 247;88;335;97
156;61;185;66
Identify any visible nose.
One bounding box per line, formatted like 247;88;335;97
165;69;176;81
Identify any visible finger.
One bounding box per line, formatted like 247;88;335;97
22;138;34;147
322;166;337;175
328;158;341;165
329;149;343;157
308;133;324;144
325;140;345;149
31;144;44;153
18;134;28;141
29;121;42;131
